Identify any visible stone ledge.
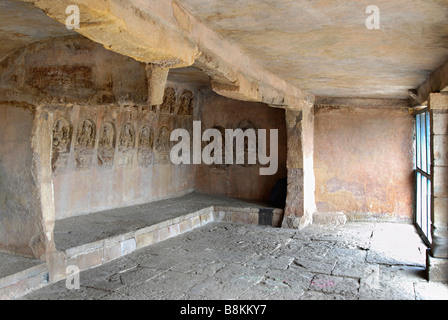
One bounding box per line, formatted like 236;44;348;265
0;262;49;300
313;212;347;226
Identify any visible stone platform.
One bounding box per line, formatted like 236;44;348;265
0;252;49;300
1;192;282;299
50;192;283;283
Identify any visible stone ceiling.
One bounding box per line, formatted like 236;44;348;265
0;0;75;62
177;0;448;99
2;0;448;100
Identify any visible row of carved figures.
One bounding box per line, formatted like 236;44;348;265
53;119;173;152
52;117;177;172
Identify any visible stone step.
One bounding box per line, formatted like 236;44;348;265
0;252;49;300
312;211;347;226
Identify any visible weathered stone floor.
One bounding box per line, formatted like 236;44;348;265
23;221;448;300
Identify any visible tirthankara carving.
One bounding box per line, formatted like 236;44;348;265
118;123;135;166
52;117;72;174
97;122;115;167
75;119;96;169
178;90;194;116
154;126;171;164
160;87;176;114
138;125;154;167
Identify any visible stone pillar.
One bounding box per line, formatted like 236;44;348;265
145;64;170;106
428;93;448;281
282;102;316;229
0;103;54;260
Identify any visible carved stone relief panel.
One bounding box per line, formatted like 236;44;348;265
154;125;171;165
97;122;115;168
75;119;96;170
137;125;154;167
160;87;176;114
177;90;194;116
52;117;72;174
117;122;136;166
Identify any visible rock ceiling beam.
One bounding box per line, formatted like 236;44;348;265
20;0;314;110
315;97;411;108
417;58;448;105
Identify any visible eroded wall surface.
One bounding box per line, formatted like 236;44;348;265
314;106;415;222
195;91;287;202
0;103;46;258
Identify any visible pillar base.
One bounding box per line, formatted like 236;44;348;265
312;212;347;226
427;249;448;282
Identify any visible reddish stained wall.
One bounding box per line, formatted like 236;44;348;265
314;106;415;221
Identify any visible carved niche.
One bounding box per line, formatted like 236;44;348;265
97;122;115;168
160;87;176;114
52;117;72;174
75;119;96;169
117;123;136;166
137;125;154;167
177;90;194;116
154;126;171;164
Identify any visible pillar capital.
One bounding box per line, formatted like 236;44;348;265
429;93;448;111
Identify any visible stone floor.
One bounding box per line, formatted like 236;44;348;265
23;221;448;300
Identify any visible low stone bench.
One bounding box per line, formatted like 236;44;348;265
50;192;283;282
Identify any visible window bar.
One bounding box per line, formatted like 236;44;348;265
426;179;432;243
426;112;431;173
416;114;421;170
421;112;427;172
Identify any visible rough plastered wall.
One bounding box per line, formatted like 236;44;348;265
313;106;415;222
195;90;287;202
0;103;46;258
0;35;197;221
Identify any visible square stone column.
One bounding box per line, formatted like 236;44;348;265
427;93;448;281
0;103;55;260
145;64;170;106
282;103;316;229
